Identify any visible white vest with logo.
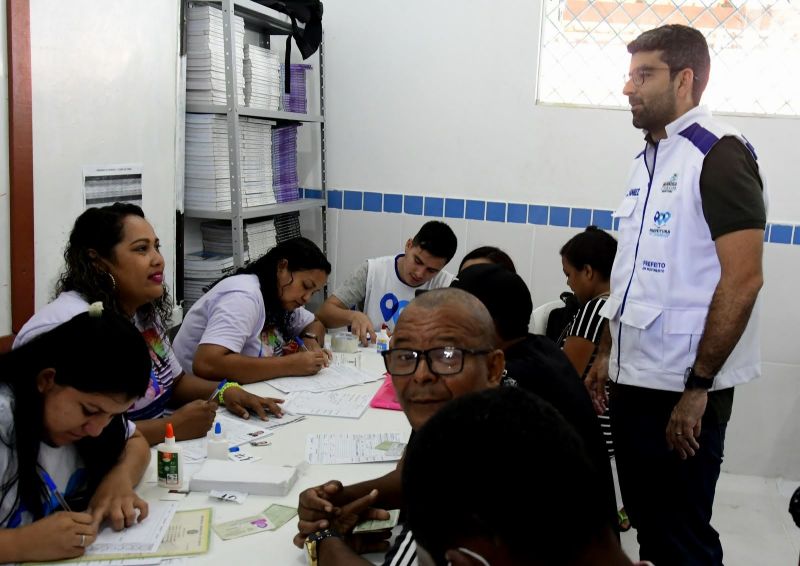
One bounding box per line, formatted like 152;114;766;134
601;106;766;392
364;255;454;331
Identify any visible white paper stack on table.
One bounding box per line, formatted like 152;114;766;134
244;44;281;110
182;250;235;308
184;114;276;212
186;4;245;106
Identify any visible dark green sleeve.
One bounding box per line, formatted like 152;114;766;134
699;136;766;240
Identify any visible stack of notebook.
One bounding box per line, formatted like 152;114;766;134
280;64;312;114
185;114;276;212
244;44;281;110
186;4;245;106
272;125;301;203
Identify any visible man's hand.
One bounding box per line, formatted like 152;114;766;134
293;480;347;548
666;389;707;459
331;489;391;555
584;352;609;415
349;312;376;346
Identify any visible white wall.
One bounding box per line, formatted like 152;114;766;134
319;1;800;479
30;0;181;308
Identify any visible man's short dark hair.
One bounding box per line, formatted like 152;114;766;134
403;387;608;565
411;221;458;262
627;24;710;104
450;263;532;342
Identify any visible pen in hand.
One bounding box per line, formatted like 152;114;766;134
295;336;309;352
207;379;228;403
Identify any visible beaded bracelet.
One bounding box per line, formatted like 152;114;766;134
218;382;242;405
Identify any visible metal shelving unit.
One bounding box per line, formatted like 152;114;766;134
184;0;327;268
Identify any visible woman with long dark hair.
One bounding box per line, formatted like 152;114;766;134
15;203;282;446
0;309;151;562
174;236;331;383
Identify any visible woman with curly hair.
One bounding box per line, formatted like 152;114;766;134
14;203;282;445
173;236;331;383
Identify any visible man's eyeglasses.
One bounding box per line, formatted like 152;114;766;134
381;347;491;377
624;66;672;87
625;66;701;88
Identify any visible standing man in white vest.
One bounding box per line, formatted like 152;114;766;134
586;25;766;565
317;221;457;345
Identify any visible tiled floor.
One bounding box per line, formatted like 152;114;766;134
620;473;800;565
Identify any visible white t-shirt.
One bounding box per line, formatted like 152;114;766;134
173;274;315;374
0;385;83;528
14;291;181;423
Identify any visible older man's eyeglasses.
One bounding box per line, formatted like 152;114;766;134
381;347;491;377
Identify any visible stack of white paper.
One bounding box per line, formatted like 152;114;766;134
200;218;277;261
186;4;245;106
244;44;281;110
191;460;298;496
183;250;235;308
184;114;276;212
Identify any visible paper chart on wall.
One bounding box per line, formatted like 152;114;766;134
305;432;406;464
268;364;383;394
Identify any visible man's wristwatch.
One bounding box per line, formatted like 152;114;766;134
305;528;342;566
684;367;715;391
300;331;319;343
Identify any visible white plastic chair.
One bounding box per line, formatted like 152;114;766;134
530;299;566;335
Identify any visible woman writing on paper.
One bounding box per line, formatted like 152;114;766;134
14;203;283;446
174;237;331;383
0;308;151;562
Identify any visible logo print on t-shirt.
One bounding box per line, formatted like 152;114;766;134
649;210;672;238
379;293;410;325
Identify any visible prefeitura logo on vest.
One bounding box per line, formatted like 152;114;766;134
661;173;678;193
649;210;672;238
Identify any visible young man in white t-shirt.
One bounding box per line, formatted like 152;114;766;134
317;221;457;344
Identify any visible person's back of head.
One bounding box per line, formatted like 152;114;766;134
412;221;458;263
450;263;532;342
458;246;516;274
627;24;710;104
404;387;621;566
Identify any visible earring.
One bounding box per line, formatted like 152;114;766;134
106;272;117;290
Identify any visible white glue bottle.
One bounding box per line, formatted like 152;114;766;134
156;422;183;489
376;324;390;352
207;421;229;460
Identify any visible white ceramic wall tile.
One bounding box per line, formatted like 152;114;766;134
759;243;800;365
334;210;404;290
462;219;536;288
528;225;583;307
723;362;800;480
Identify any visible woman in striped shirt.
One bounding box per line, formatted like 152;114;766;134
559;226;630;531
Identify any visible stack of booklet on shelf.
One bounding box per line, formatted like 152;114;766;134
186;4;245;106
200;219;277;261
183;250;236;308
244;44;281;110
273;125;301;202
280;63;312;113
275;212;303;242
185;114;276;212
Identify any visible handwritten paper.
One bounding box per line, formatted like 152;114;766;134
87;502;178;555
268;364;382;394
305;432;406;464
283;391;371;419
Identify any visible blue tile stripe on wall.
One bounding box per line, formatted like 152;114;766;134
307;188;794;245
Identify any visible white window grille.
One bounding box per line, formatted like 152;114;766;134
537;0;800;116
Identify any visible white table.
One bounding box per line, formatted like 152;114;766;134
137;346;411;565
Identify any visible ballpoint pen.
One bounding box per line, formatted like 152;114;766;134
207;379;228;402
